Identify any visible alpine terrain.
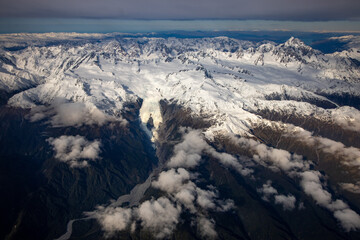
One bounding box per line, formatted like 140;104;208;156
1;33;360;240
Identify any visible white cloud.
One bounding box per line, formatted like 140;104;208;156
231;133;360;230
244;123;360;230
300;171;333;207
137;197;182;239
197;216;217;239
174;184;197;212
196;188;217;210
152;168;191;193
168;129;252;176
30;99;125;127
257;180;278;201
88;206;132;234
230;135;308;172
331;106;360;133
274;194;296;211
88;130;249;238
339;182;360;194
257;180;296;210
51;101;108;127
206;148;253;176
334;209;360;232
152;167;234;214
89;182;231;239
47;135;101;167
300;170;360;231
216;199;235;212
317;137;360;167
87;197;182;238
298;202;305;210
167;129;208;168
283;123;360;168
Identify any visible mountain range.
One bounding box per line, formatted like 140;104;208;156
0;32;360;239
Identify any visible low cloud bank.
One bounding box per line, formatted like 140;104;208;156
89;168;228;239
283;124;360;168
331;106;360;133
30;99;125;127
47;135;101;167
89;127;360;237
89;129;243;238
231;134;360;231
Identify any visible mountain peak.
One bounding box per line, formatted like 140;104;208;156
284;37;307;48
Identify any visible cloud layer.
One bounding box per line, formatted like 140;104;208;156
30;100;122;127
88;127;360;238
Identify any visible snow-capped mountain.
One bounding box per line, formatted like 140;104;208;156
1;33;360;240
1;34;360;135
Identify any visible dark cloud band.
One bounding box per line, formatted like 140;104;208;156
0;0;359;21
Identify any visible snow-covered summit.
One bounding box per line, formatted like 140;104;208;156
284;36;307;47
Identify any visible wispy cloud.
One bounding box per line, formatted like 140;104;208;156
283;124;360;167
257;180;296;210
339;182;360;194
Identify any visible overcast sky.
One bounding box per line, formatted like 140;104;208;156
0;0;359;21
